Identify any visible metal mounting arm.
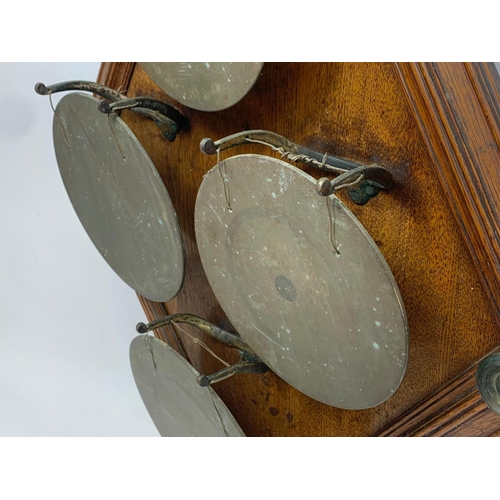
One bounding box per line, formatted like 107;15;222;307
137;313;269;387
200;130;394;204
35;81;184;141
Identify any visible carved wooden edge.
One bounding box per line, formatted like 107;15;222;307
392;62;500;323
376;347;500;436
382;62;500;436
97;62;136;95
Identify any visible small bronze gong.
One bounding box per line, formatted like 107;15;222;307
130;335;245;436
195;154;408;409
53;92;185;302
140;62;264;112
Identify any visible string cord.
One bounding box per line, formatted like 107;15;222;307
245;137;345;174
216;148;232;211
143;333;157;370
326;197;340;255
332;173;364;192
173;323;231;368
107;113;126;160
49;91;72;149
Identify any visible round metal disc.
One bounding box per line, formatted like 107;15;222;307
140;62;264;112
476;353;500;415
130;335;245;436
53;93;184;302
195;154;409;409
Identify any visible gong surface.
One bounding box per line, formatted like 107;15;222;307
195;155;408;409
130;336;245;436
140;62;264;112
53;93;184;302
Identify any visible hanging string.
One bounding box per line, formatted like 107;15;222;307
49;91;72;149
143;333;157;370
216;148;232;211
326;196;340;255
320;151;328;169
209;370;237;385
173;323;230;368
332;173;364;192
107;113;126;160
209;391;231;436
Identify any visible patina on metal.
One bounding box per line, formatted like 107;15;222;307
477;353;500;415
35;81;185;141
130;335;245;436
140;62;264;112
200;130;393;204
52;92;185;302
195;154;408;409
137;313;268;385
98;97;189;133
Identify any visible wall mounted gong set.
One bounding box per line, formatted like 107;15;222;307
37;62;412;436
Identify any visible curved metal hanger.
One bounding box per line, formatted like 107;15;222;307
136;313;268;386
200;130;394;204
35;80;188;141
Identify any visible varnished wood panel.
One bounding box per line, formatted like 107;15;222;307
394;63;500;322
99;62;500;436
377;347;500;436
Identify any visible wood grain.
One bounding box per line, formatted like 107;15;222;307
99;62;500;436
376;347;500;436
394;63;500;323
97;63;136;95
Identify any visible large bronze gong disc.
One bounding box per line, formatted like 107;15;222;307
53;93;184;302
140;62;264;112
130;336;245;436
195;154;408;409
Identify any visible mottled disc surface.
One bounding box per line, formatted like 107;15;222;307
195;155;408;409
140;62;264;112
130;336;245;436
53;93;184;302
476;353;500;415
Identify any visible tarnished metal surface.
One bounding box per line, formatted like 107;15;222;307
195;154;408;409
140;62;264;112
53;93;184;302
130;336;245;436
200;130;392;204
136;313;259;359
35;80;181;140
477;353;500;415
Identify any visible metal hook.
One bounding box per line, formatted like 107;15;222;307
200;131;394;204
98;96;189;133
136;313;269;387
35;81;183;141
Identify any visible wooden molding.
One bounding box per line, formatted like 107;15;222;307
97;62;136;95
376;347;500;436
393;63;500;323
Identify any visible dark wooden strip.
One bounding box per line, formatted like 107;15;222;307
376;347;500;436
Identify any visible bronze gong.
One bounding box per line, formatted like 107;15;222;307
52;92;185;302
140;62;264;112
195;154;409;409
130;335;245;436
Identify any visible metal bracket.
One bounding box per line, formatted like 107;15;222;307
35;80;187;141
136;313;269;386
98;97;189;136
200;130;394;204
